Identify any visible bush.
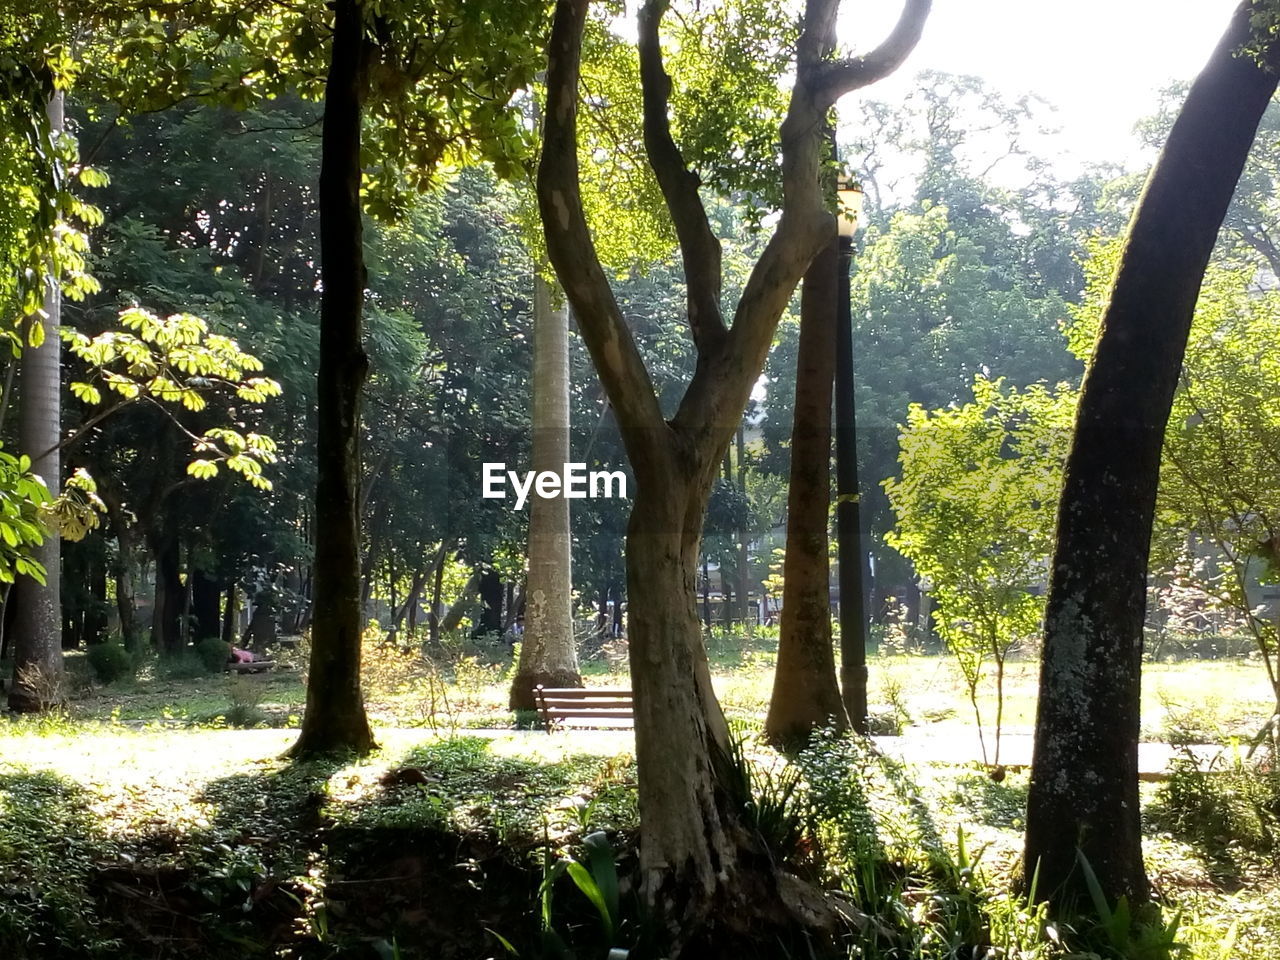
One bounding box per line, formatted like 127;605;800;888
224;675;267;727
1155;753;1280;857
195;637;232;673
160;649;209;680
85;642;133;684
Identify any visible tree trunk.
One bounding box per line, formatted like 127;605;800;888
222;582;237;646
736;426;752;632
627;483;742;923
766;233;848;745
1024;0;1280;908
106;502;141;653
510;295;583;711
148;519;184;653
191;569;221;641
473;568;504;637
439;568;477;634
834;231;869;731
427;547;448;644
8;92;64;712
290;0;375;757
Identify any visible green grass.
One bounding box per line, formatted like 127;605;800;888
2;632;1277;956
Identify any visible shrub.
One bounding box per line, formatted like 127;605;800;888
85;642;133;684
224;675;267;727
195;637;232;673
1155;753;1280;857
160;649;208;680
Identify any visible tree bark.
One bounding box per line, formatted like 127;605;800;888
1024;0;1280;909
222;582;238;646
191;569;221;641
473;567;504;637
736;426;752;631
511;288;583;706
438;569;477;634
290;0;375;757
103;490;141;652
9;91;64;712
835;232;869;731
537;0;930;937
766;233;848;745
148;517;184;653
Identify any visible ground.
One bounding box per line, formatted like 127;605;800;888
1;630;1276;958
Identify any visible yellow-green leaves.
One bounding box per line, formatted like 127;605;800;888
64;307;283;492
44;467;105;543
0;446;49;585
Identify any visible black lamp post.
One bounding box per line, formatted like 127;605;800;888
834;178;869;732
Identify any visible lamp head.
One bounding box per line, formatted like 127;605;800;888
836;177;863;238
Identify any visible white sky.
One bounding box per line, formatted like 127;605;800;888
838;0;1241;175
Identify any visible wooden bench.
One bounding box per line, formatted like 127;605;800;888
534;685;633;732
225;659;276;674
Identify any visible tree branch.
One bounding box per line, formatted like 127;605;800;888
538;0;668;463
815;0;932;108
637;0;726;355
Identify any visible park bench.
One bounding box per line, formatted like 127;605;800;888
534;685;633;732
225;659;276;674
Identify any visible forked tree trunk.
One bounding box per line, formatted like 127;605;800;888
537;0;931;942
510;292;582;708
627;480;739;914
1024;0;1280;908
9;91;64;713
766;233;848;745
290;0;375;757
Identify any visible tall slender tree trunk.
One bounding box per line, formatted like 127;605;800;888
290;0;375;757
835;231;869;731
8;92;64;713
148;519;184;652
735;426;751;633
191;569;221;640
222;582;238;646
510;284;583;706
766;232;848;744
1024;0;1280;908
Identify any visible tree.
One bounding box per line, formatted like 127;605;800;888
8;90;65;713
885;377;1072;770
1023;0;1280;908
765;230;848;745
509;273;581;708
538;0;930;939
289;0;376;757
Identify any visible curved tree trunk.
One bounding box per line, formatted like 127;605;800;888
290;0;375;758
537;0;930;940
1024;0;1280;908
766;232;848;745
8;91;64;713
512;274;582;709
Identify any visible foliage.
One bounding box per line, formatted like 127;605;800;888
85;640;134;684
64;307;282;489
195;637;232;673
0;769;118;957
1155;751;1280;864
0;447;50;585
884;376;1074;766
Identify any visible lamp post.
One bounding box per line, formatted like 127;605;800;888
834;178;869;731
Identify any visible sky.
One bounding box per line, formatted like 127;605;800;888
838;0;1242;175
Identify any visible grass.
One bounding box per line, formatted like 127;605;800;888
1;629;1277;956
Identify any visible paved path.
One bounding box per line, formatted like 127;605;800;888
869;730;1232;779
